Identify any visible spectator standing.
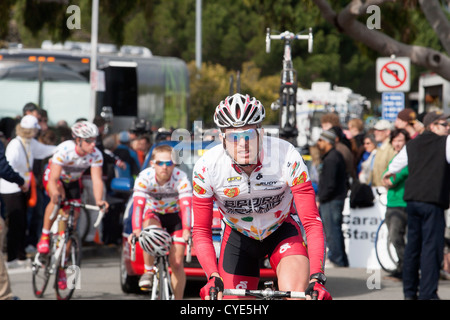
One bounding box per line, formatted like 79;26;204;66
331;126;356;187
358;133;377;184
372;119;396;186
395;108;418;139
0;140;26;300
383;111;450;300
0;115;55;267
317;130;349;267
347;118;366;170
382;128;411;280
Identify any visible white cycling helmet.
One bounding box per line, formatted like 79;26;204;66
71;121;99;139
139;226;172;256
214;93;265;128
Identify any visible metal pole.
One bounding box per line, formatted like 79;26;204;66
195;0;202;70
90;0;99;121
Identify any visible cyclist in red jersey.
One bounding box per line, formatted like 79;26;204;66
37;121;109;288
192;94;331;300
128;144;192;300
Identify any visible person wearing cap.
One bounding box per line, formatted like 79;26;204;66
0;115;56;268
395;108;419;139
317;129;349;267
371;119;396;187
383;110;450;300
114;131;140;180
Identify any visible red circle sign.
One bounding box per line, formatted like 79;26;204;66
380;61;407;89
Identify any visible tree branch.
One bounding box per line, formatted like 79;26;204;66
418;0;450;55
313;0;450;81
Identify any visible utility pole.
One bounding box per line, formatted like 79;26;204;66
90;0;99;121
195;0;202;70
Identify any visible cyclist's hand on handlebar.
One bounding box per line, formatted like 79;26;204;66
127;231;140;245
305;281;332;300
200;274;224;300
96;200;109;212
51;193;62;205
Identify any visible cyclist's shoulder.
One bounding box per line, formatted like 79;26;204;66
194;143;227;167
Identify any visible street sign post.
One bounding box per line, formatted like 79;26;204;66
376;56;410;92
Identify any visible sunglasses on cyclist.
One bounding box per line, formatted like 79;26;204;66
154;160;174;167
222;128;259;143
83;138;96;144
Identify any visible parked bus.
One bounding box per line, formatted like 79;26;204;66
0;41;189;133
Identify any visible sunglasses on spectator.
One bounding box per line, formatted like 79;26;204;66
436;122;449;127
222;128;259;143
155;160;174;167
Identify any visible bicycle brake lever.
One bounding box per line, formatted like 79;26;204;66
131;235;136;262
209;286;217;300
312;290;319;300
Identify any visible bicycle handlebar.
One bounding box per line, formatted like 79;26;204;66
223;288;306;299
49;198;106;228
266;28;313;54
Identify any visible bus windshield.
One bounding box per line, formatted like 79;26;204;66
0;59;90;126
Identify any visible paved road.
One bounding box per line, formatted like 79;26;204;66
6;245;450;300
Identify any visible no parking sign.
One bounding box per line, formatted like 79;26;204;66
376;57;410;92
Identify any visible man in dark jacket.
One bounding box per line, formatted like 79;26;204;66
317;130;349;267
0;140;26;300
383;110;450;300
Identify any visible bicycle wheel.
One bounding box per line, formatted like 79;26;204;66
374;220;399;273
31;253;51;298
55;234;81;300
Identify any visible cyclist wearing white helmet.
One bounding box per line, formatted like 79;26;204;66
192;93;330;300
128;144;192;299
38;121;109;289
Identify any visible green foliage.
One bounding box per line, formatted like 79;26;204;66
2;0;447;127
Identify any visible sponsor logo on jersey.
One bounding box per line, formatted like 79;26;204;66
223;187;240;198
193;181;206;195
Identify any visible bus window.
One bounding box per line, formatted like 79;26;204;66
102;65;138;117
0;59;90;126
0;61;40;118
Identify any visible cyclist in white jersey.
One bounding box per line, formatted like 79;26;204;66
37;121;108;253
192;93;331;300
128;144;192;299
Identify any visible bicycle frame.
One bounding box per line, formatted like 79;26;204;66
150;254;174;300
130;233;176;300
32;199;104;299
266;28;313;144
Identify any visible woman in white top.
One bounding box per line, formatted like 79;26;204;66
358;133;377;185
0;115;55;266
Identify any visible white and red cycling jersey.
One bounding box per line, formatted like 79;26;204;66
132;166;193;233
43;140;103;187
192;135;326;277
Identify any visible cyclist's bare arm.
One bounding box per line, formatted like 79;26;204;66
90;166;108;210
